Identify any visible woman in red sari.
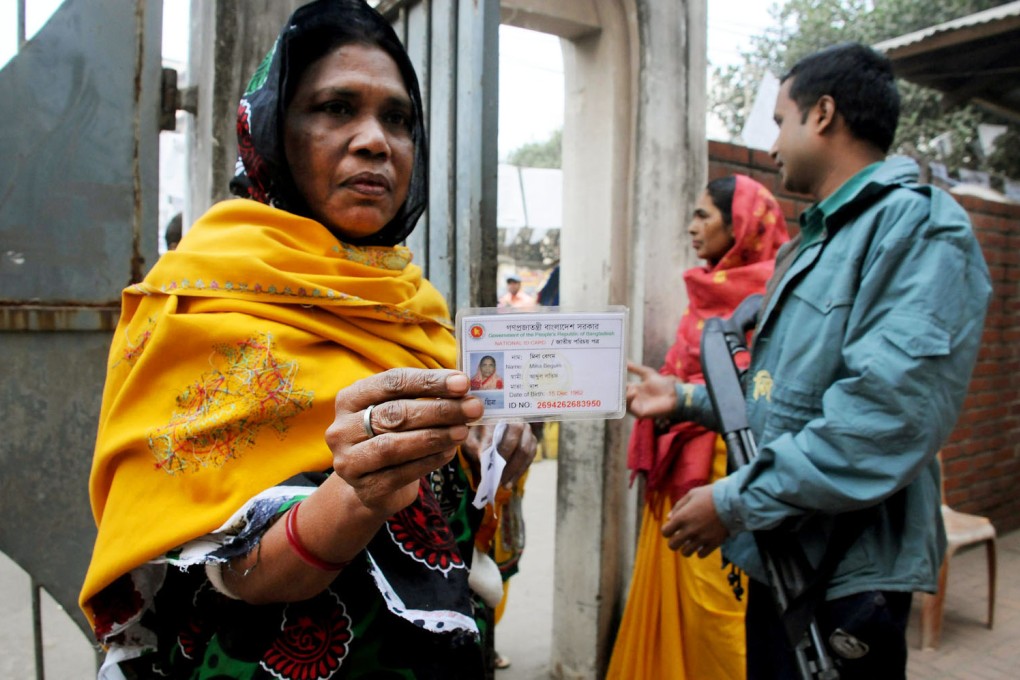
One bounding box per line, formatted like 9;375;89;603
470;355;504;390
608;174;789;679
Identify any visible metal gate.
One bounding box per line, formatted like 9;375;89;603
0;0;166;674
381;0;500;309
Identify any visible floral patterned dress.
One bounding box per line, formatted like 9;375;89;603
93;467;488;679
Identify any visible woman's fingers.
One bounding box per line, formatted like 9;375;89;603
356;394;482;442
660;487;726;555
325;368;487;513
335;368;471;417
327;397;479;469
326;369;541;510
344;447;459;510
330;422;467;514
328;370;482;447
626;370;679;419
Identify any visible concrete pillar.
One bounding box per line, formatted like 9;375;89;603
554;4;633;677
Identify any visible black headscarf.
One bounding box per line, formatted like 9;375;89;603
229;0;428;247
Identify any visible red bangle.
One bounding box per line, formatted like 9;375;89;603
284;501;349;571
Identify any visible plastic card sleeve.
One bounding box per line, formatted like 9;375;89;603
455;305;629;424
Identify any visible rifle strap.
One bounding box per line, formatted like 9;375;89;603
757;233;801;329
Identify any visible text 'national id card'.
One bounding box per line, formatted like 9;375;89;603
456;307;628;423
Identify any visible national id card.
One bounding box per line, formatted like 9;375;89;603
456;306;628;423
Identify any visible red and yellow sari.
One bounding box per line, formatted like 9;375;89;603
608;175;789;680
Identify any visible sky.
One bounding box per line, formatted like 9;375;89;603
0;0;777;153
498;25;564;159
501;0;781;154
499;0;778;156
708;0;778;69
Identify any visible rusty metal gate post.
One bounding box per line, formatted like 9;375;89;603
0;0;165;668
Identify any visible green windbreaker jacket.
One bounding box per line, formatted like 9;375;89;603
679;156;992;598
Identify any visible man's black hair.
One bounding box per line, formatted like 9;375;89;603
165;213;183;249
781;42;900;153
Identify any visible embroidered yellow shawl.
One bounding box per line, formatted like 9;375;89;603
80;199;456;624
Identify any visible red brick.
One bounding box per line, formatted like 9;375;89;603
750;148;777;169
977;198;1020;218
977;230;1007;249
954;194;984;211
992;282;1012;297
776;197;798;220
949;424;973;440
981;250;1003;267
747;168;780;196
985;434;1008;451
984;312;1009;327
945;458;972;477
970;392;1001;408
708;140;752;165
970;213;998;230
980;328;1003;344
709;162;748;182
993;448;1020;465
966;375;1012;393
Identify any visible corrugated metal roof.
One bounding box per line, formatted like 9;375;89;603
874;0;1020;53
873;1;1020;122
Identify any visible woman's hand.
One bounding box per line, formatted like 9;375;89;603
326;368;483;517
626;361;680;419
462;422;539;488
226;369;478;605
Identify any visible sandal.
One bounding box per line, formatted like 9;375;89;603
494;652;511;669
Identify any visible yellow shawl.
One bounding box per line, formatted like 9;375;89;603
80;199;456;625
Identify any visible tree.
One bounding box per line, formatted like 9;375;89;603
505;128;562;168
710;0;1019;175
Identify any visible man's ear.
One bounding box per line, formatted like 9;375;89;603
813;95;837;134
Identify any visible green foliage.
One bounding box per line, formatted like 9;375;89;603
506;128;562;168
987;127;1020;178
710;0;1019;175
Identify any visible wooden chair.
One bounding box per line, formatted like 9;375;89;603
918;454;997;649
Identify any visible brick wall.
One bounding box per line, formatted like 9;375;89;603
708;140;1020;533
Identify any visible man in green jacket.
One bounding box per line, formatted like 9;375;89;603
627;43;991;679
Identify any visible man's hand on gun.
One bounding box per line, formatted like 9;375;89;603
661;484;730;558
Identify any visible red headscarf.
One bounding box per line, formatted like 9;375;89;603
628;175;789;509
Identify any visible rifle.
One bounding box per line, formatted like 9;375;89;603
700;293;840;680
